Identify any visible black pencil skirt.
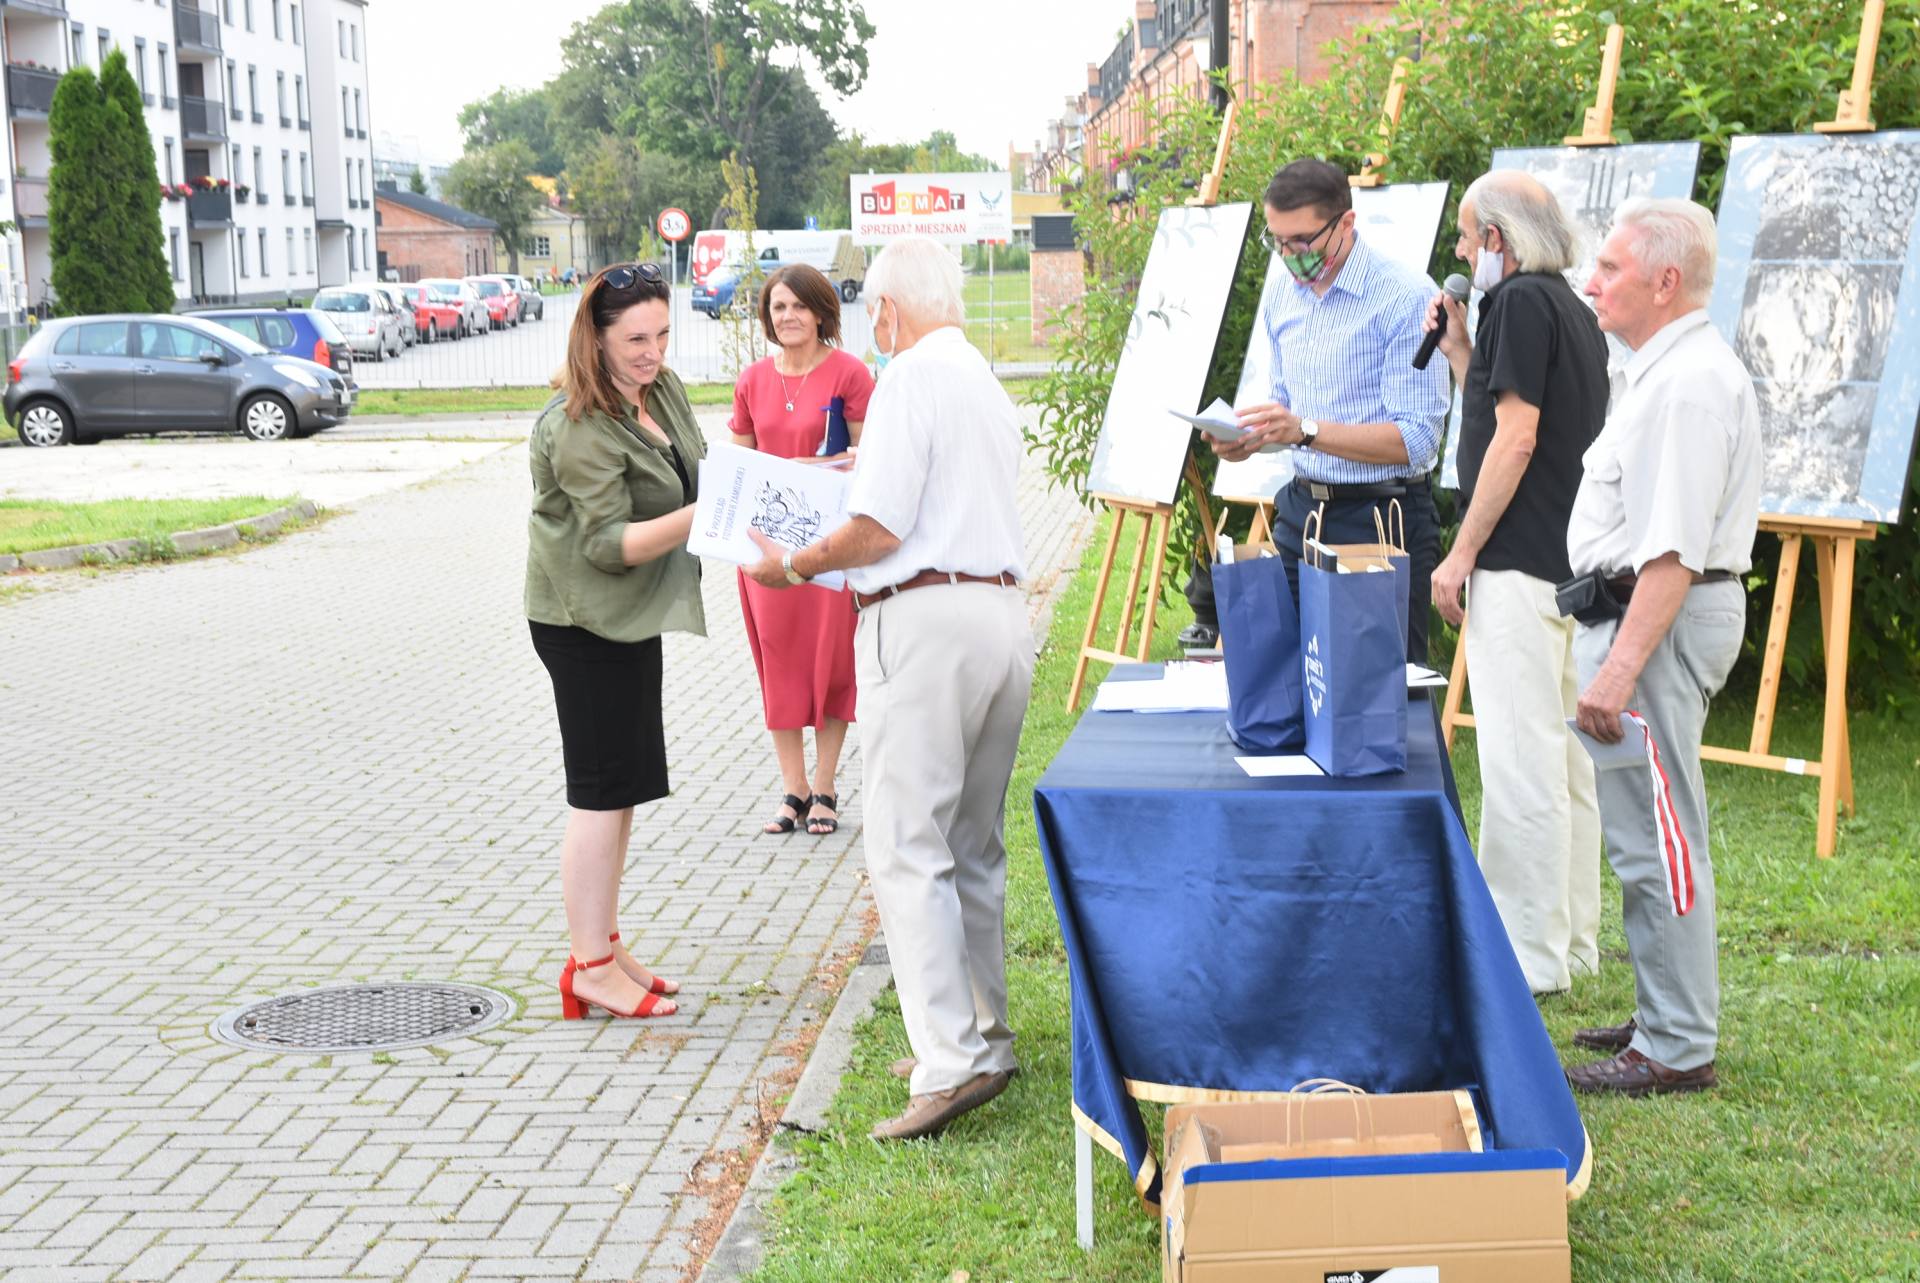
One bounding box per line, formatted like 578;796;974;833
529;621;669;811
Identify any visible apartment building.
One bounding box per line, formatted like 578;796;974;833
0;0;376;314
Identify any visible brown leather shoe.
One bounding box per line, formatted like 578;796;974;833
870;1070;1009;1140
1566;1048;1716;1097
1573;1016;1637;1051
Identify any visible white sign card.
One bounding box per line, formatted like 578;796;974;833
1214;182;1450;502
850;171;1013;246
1086;202;1253;506
688;443;852;590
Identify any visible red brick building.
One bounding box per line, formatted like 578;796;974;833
374;186;498;281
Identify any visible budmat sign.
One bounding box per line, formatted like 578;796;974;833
851;171;1013;246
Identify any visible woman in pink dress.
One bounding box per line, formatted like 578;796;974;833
731;264;874;836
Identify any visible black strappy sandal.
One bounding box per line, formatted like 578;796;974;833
764;793;805;836
806;793;839;836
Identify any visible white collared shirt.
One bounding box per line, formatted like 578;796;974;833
844;326;1027;594
1566;310;1762;578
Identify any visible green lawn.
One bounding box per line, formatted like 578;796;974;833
351;383;736;417
0;496;298;556
746;514;1920;1281
962;270;1051;366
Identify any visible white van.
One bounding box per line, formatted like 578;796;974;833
689;229;866;309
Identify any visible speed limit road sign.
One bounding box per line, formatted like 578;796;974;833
657;208;692;242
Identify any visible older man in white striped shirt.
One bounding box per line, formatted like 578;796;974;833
1212;158;1452;660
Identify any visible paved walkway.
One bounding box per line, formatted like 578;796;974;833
0;411;1091;1282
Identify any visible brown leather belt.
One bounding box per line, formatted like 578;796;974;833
853;569;1019;610
1608;569;1735;605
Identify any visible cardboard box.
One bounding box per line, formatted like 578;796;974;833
1162;1093;1569;1283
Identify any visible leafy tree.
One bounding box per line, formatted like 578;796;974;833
456;86;564;174
407;167;428;195
810;130;997;226
567;136;724;262
49;63;166;316
98;50;175;312
1028;0;1920;699
549;0;874;172
750;70;840;227
444;141;543;272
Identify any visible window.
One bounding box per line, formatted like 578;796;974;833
295;75;305;121
353;89;361;132
239;232;249;278
226;59;237;104
285;229;294;276
231;144;241;179
138;323;224;361
97;31;109;67
350;22;359;61
292;3;301;45
261;315;296;346
169;231;183;281
272;0;282;39
70;24;83;68
248;66;258;115
524;236;553;258
252;146;263;191
219;315;262;342
299;152;310;197
345;161;353;203
347;234;355;271
277;72;286;120
134;39;147;94
341;87;348;131
223;0;233;23
259;229;269;274
304;228;314;271
158;45;170;102
243;0;254;31
337;19;346;56
358;159;367;202
58;324;132;357
281;149;291;192
164;139;176;184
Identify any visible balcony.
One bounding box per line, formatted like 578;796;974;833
0;0;69;19
6;64;61;118
174;2;222;56
13;174;49;224
187;187;232;225
180;94;226;141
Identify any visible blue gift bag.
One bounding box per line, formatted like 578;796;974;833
1214;544;1304;752
1299;512;1408;776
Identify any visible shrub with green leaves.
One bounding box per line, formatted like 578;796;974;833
1028;0;1920;701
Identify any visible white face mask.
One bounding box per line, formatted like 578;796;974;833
873;298;899;374
1473;239;1506;292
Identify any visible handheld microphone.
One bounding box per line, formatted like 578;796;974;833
1412;274;1472;370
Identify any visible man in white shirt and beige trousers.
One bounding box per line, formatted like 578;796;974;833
1564;199;1761;1097
746;236;1032;1139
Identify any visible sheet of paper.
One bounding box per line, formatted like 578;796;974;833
1091;662;1229;713
1168;397;1245;442
1407;663;1449;688
1565;717;1650;771
688;442;851;590
1235;754;1325;778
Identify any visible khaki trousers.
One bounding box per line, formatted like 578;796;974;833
1464;569;1602;994
1574;580;1744;1070
855;582;1034;1096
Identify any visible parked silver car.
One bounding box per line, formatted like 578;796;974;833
370;283;419;348
4;314;354;446
420;278;489;338
313;285;408;361
504;273;545;321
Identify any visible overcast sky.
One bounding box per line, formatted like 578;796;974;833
368;0;1123;168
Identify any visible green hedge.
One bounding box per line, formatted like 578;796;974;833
1028;0;1920;703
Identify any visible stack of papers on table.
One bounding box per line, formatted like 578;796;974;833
1091;662;1229;713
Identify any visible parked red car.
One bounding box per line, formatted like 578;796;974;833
465;275;522;329
402;284;465;343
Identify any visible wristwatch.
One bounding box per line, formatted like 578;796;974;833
782;551;811;586
1298;417;1321;445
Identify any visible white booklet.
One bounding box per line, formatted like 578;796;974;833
689;442;852;590
1168;397;1247;442
1565;717;1650;771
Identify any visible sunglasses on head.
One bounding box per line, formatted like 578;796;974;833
602;262;666;291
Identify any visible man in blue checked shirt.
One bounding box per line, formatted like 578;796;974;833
1210;158;1451;661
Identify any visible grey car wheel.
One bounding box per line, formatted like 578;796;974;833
241;393;294;442
426;320;439;344
18;399;73;447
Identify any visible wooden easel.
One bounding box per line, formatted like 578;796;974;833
1442;24;1625;747
1697;517;1875;859
1068;104;1238;710
1350;58;1411;189
1815;0;1884;133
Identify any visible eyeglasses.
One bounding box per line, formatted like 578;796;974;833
601;262;666;291
1259;210;1343;257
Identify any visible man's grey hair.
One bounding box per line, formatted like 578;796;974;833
1612;197;1718;304
1462;171;1579;274
865;235;966;329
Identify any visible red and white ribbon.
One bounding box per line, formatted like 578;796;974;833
1623;710;1693;917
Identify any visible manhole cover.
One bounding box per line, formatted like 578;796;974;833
212;982;514;1054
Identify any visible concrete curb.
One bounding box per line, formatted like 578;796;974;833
346;410;541;425
1;499;319;573
694;943;895;1283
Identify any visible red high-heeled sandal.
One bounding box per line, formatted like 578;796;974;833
609;931;679;995
559;953;677;1020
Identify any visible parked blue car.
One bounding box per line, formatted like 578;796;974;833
194;307;358;392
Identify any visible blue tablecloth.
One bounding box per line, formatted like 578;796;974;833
1033;666;1590;1206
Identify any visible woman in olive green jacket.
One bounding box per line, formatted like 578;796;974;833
527;262;705;1021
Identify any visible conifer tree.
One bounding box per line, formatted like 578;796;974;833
99;49;177;312
47;65;121;316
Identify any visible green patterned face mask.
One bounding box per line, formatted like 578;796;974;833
1262;210;1345;285
1281;248;1329;284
